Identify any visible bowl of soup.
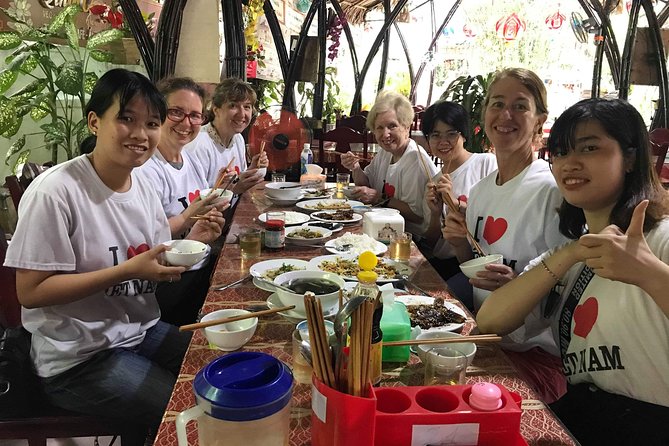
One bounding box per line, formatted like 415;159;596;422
273;270;345;316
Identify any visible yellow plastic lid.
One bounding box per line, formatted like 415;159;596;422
358;251;378;271
357;270;378;283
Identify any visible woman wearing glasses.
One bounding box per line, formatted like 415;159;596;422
421;101;497;288
138;77;227;326
185;78;268;195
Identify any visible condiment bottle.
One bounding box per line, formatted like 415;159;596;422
264;211;285;250
351;251;383;384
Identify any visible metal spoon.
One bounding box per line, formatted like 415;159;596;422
299;340;313;366
395;273;433;297
252;276;296;294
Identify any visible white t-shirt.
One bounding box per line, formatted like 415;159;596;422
466;158;569;354
4;155;171;377
527;218;669;407
184;125;248;187
426;153;498;259
363;139;440;235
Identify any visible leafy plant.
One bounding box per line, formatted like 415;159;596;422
252;78;284;111
441;72;495;153
0;4;122;170
296;66;343;122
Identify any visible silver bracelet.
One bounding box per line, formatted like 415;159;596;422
540;259;563;285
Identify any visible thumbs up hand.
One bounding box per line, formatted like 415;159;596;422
577;200;655;285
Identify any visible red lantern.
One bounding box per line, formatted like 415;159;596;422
496;13;526;41
463;23;477;38
545;10;566;29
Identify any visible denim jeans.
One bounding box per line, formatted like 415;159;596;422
41;321;191;429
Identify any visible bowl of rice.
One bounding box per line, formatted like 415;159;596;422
324;232;387;256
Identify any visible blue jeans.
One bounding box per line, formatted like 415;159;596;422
41;321;191;429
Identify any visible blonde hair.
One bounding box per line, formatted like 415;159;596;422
366;90;414;130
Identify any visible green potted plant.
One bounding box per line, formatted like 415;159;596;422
0;4;123;171
440;72;495;153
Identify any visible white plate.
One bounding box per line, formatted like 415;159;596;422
266;292;338;323
264;192;303;206
249;259;310;291
324;234;387;256
285;226;333;245
308;255;413;283
301;222;344;233
311;210;363;224
257;211;311;226
395;295;467;333
296;199;364;212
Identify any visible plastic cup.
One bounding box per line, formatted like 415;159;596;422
239;229;261;259
389;231;412;262
424;347;467;386
335;173;350;198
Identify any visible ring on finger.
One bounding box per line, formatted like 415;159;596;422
169;276;173;283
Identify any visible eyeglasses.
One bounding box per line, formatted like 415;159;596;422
428;130;461;143
167;108;206;125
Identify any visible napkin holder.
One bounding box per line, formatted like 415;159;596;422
311;378;527;446
300;163;326;189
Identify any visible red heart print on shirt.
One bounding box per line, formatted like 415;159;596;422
234;166;241;175
127;243;150;259
383;183;396;198
188;190;200;203
482;216;507;245
573;297;598;338
458;195;468;203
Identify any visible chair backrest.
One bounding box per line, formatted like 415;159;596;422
318;127;368;174
4;162;50;210
649;128;669;176
337;115;367;133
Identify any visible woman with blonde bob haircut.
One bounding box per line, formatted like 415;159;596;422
341;90;439;236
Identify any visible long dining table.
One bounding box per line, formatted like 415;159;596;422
152;183;578;446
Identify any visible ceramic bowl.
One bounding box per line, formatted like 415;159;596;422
285;225;333;245
163;240;209;267
273;270;345;315
415;331;477;366
201;309;258;351
265;182;303;201
459;254;504;279
200;188;233;203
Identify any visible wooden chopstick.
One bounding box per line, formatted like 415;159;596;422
178;305;295;331
383;334;501;347
213;157;236;190
189;214;210;220
260;140;266;153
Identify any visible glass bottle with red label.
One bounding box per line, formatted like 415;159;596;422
264;211;285;250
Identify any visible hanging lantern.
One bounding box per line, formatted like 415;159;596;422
495;12;526;41
463;23;477;38
545;10;566;29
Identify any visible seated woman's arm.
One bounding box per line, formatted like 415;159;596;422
477;243;579;335
16;245;186;308
388;197;422;223
168;194;226;238
341;152;370;187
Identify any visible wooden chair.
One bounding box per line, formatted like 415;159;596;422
0;237;146;446
4;162;50;209
649;128;669;180
337;115;367;133
317;127;369;175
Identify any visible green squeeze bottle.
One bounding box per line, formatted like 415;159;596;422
380;293;411;363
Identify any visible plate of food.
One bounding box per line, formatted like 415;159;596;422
310;209;363;224
249;259;309;291
308;255;412;282
395;295;467;333
285;226;333;245
324;232;387;256
257;210;311;226
296;199;364;212
302;188;334;199
301;222;344;233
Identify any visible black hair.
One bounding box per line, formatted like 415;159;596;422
80;69;167;154
547;97;668;238
421;100;470;138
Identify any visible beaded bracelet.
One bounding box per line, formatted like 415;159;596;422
540;259;563;285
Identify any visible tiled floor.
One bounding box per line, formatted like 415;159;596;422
0;438;114;446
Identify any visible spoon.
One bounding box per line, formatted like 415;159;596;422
299;340;313;366
395;273;433;297
333;295;367;385
252;276;296;294
279;184;303;189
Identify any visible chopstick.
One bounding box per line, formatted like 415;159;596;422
417;147;486;257
260;140;266;154
213;157;236;190
178;305;295;331
189;214;211;220
304;292;336;388
383;334;502;347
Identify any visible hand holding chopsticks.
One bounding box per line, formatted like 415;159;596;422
179;305;295;331
213;157;237;190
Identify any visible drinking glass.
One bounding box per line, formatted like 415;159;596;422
335;173;350;199
389;231;412;262
292;329;313;384
424;347;467;386
271;173;286;183
239;229;262;259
